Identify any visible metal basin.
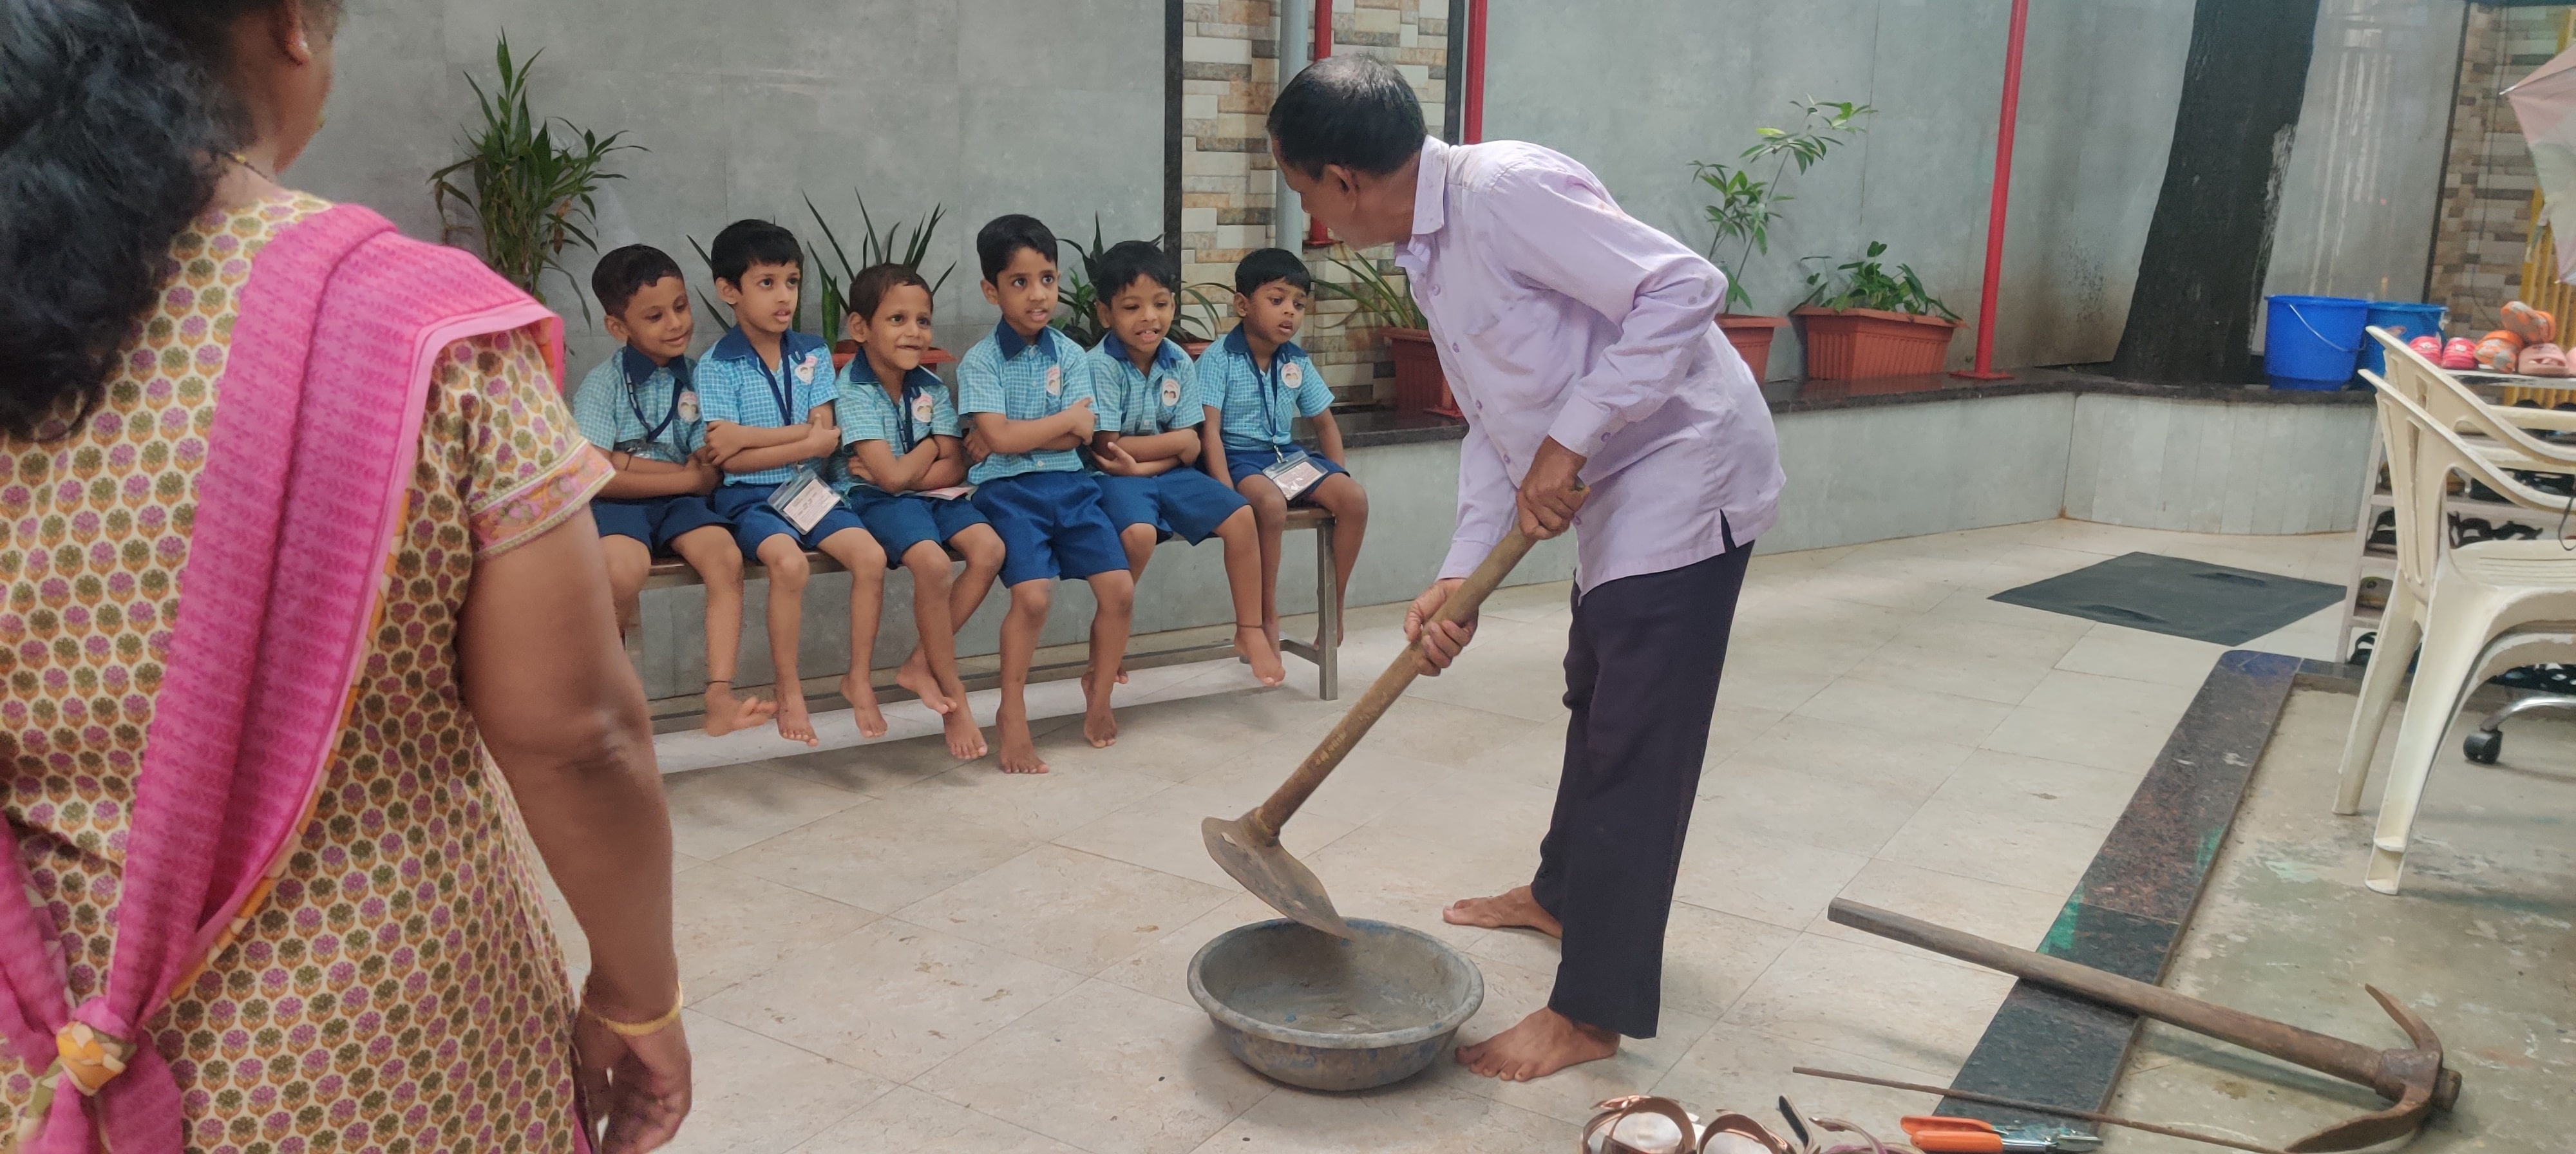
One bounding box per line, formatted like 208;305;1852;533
1188;918;1484;1092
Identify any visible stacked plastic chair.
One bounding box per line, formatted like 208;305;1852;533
2337;328;2576;893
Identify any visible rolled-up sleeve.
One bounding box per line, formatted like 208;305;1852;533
1480;165;1723;460
1439;419;1517;580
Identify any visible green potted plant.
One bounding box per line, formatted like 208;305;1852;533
1791;241;1962;378
1690;98;1871;378
802;193;957;369
431;34;637;314
1314;246;1448;415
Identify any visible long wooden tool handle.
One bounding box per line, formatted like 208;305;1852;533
1790;1068;2286;1154
1828;901;2385;1086
1245;524;1543;838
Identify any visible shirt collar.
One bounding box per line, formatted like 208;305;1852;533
706;327;817;365
1406;135;1450;247
994;320;1056;360
620;345;687;389
843;354;942;396
1223;325;1305;370
1106;336;1180;373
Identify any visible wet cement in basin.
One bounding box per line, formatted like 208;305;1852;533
1189;918;1484;1092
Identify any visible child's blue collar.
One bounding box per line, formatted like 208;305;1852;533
1223;325;1304;365
842;354;943;395
992;319;1059;360
1103;336;1183;373
708;326;822;364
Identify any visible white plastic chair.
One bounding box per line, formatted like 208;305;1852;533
2337;371;2576;893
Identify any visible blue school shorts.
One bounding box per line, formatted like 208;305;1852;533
591;494;732;553
971;470;1128;587
845;487;990;563
710;481;868;560
1224;446;1350;506
1096;469;1249;545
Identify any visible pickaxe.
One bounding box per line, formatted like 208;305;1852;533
1828;900;2461;1153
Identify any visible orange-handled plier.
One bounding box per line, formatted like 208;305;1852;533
1900;1116;2103;1153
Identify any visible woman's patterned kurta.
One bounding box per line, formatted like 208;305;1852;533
0;194;613;1153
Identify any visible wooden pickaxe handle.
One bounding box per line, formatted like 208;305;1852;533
1827;900;2441;1110
1244;521;1543;841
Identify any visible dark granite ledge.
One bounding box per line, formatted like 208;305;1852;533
1321;368;2370;449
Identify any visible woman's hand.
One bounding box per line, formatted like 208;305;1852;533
574;1006;692;1153
1403;578;1475;676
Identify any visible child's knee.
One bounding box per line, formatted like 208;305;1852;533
1217;506;1255;538
1091;571;1137;614
1007;580;1053;618
760;543;810;589
958;528;1005;575
904;542;952;587
1327;477;1368;518
1120;524;1159;553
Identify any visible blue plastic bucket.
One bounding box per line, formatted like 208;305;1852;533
2264;294;2369;390
2358;301;2448;376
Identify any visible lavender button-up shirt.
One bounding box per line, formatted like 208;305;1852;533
1396;136;1783;592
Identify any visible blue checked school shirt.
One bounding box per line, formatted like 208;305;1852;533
697;326;838;487
1086;336;1206;438
1199;325;1332;459
835;357;960;496
571;347;704;464
955;322;1095;485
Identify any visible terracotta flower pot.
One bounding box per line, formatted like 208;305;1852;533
1716;314;1788;379
832;339;859;371
1383;327;1460;417
1791;305;1962;379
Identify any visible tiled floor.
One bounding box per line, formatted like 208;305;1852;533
559;518;2360;1153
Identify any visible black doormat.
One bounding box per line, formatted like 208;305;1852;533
1989;552;2344;645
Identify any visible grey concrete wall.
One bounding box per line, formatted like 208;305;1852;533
1763;394;2077;554
2259;1;2467;328
1481;0;2197;379
292;0;1166;372
2064;395;2374;534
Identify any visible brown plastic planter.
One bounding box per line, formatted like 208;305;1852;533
1384;327;1459;417
1716;314;1788;379
1792;306;1962;379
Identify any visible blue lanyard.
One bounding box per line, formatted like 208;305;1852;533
620;348;683;449
750;336;797;426
894;381;924;455
1262;354;1294;442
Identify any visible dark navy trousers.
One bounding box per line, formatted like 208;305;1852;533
1528;543;1753;1038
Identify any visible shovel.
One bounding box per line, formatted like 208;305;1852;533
1204;521;1547;938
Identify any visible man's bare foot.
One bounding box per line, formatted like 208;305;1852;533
775;695;820;748
840;673;888;739
1235;625;1285;686
995;715;1048;773
702;684;777;737
1443;885;1562;938
895;652;954;715
942;703;989;760
1455;1008;1618;1081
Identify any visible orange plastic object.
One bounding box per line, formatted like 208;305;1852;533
1900;1115;2006;1154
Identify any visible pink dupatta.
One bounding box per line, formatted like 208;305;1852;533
0;204;561;1152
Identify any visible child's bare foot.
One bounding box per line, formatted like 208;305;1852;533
942;705;989;760
895;651;954;715
1235;625;1285;686
1455;1008;1618;1081
995;715;1048;773
1264;615;1282;652
775;695;820;748
702;683;777;737
1443;885;1562;938
840;672;888;739
1081;681;1119;748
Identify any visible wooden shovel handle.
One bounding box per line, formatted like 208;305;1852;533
1246;522;1544;839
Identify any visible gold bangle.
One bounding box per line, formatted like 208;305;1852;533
588;983;683;1037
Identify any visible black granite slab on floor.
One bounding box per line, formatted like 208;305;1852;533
1930;650;2305;1132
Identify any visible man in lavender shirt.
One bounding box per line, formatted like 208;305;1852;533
1272;57;1785;1081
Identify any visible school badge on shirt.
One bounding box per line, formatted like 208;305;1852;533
1160;377;1182;408
1282;361;1303;389
911;392;935;424
676;390;700;423
1045;364;1063;396
795;351;820;386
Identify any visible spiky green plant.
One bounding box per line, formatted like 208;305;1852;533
431;34;637;312
1312;245;1426;330
803;193;956;337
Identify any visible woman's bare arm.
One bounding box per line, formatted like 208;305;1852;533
459;509;688;1147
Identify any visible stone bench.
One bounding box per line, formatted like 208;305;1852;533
634;506;1343;725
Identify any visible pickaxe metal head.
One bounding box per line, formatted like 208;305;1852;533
1202;813;1354;939
2280;985;2459;1153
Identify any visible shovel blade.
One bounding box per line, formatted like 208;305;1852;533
1203;814;1356;939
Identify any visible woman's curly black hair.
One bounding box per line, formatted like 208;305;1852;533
0;0;309;440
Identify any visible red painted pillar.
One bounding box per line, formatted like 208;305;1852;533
1464;0;1488;144
1954;0;2029;381
1305;0;1336;248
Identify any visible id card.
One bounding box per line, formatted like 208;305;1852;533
1262;452;1327;502
920;484;976;501
768;465;840;534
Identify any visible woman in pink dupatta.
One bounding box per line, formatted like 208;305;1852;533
0;1;692;1151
